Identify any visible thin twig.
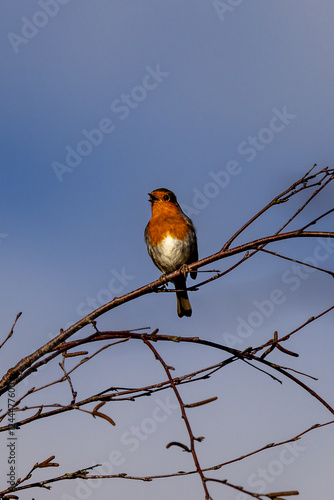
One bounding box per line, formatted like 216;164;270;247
259;248;334;277
0;312;22;350
142;337;213;500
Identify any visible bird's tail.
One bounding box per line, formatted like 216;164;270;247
173;276;192;318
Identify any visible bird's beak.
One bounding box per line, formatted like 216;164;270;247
148;192;158;203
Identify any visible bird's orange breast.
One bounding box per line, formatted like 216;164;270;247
146;204;190;246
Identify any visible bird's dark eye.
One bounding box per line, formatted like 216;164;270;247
163;194;170;201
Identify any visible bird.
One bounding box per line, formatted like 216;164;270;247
145;188;198;317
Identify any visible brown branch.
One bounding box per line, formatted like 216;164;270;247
2;299;333;432
142;336;213;500
253;304;334;353
254;357;334;414
274;168;334;234
3;420;333;498
59;356;77;404
259;248;334;277
222;165;333;250
0;165;332;400
0;313;22;350
0;164;333;500
0;464;101;498
2;297;333;433
3;334;132;393
1;226;333;396
204;477;299;499
0;350;239;432
205;419;334;472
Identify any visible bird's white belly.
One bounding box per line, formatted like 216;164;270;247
151;235;191;273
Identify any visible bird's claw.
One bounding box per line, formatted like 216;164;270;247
179;264;190;277
158;273;167;283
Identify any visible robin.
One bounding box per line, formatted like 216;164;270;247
145;188;198;317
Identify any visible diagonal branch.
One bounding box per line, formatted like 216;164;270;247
1;228;333;397
0;312;22;350
142;336;213;500
222;165;333;250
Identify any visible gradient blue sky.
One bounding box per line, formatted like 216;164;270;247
1;2;334;499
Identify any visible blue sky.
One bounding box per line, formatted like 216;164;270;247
1;1;334;499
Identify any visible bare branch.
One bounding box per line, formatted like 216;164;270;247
1;164;333;499
0;313;22;350
142;336;213;499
